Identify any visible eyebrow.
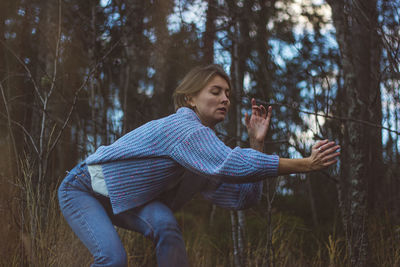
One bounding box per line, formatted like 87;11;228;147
211;85;230;91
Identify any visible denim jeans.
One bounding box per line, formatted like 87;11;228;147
58;162;189;267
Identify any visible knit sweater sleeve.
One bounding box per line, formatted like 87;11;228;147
170;127;279;183
202;182;263;210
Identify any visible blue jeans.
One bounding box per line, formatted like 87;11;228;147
58;162;189;267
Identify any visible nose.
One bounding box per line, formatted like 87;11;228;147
221;94;229;104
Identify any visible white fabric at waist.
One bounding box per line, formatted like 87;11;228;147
88;164;109;197
87;164;184;198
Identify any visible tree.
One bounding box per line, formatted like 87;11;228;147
326;0;384;265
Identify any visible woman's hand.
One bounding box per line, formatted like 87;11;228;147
307;140;341;171
245;98;272;151
278;140;340;175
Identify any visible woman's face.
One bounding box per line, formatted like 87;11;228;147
187;75;230;128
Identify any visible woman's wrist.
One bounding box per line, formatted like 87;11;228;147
278;157;312;175
249;138;264;152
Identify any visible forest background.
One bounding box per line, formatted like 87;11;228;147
0;0;399;266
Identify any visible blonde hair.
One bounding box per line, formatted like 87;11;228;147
173;64;232;110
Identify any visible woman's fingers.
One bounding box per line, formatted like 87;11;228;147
260;105;267;118
323;152;341;162
265;106;272;123
314;139;329;150
252;103;260;116
308;139;341;171
251;98;265;117
249;99;272;122
316;141;339;153
321;144;340;156
245;112;250;126
323;159;338;166
251;98;257;115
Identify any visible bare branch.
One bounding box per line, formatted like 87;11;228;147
246;98;400;135
0;81;20;173
0;111;39;156
47;35;122;157
0;40;44;105
47;0;62;101
39;0;63;169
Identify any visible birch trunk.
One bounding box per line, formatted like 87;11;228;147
230;211;241;267
229;15;246;266
306;176;319;228
326;1;384;265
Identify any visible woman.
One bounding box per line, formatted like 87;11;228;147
58;64;340;267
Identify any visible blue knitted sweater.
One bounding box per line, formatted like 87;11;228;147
86;107;279;214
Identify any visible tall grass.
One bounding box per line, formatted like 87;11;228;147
5;163;400;267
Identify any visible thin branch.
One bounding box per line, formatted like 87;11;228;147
322;67;332;115
47;34;122;156
247;98;400;135
0;40;44;105
39;0;63;172
263;175;279;267
0;111;39;156
0;82;20;173
308;69;325;136
216;130;289;147
47;0;62;101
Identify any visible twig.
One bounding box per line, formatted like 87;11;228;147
0;82;21;174
0;40;44;105
247;98;400;135
47;29;122;156
0;111;39;156
48;0;62;101
38;0;63;186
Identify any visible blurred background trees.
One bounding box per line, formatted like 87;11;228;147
0;0;399;266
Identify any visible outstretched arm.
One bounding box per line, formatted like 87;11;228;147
278;140;340;175
245;99;340;175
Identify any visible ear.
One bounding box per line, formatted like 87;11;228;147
186;95;195;108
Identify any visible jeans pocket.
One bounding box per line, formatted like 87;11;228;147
74;172;92;193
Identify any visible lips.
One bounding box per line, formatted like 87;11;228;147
217;107;227;112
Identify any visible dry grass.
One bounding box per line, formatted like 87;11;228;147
3;163;400;267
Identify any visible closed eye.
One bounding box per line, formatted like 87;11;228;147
210;86;230;97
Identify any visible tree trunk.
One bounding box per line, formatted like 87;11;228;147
326;0;384;265
228;5;248;264
203;0;216;64
306;176;319;228
89;1;98;148
118;0;144;132
255;0;274;100
152;0;172;117
230;211;241;267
